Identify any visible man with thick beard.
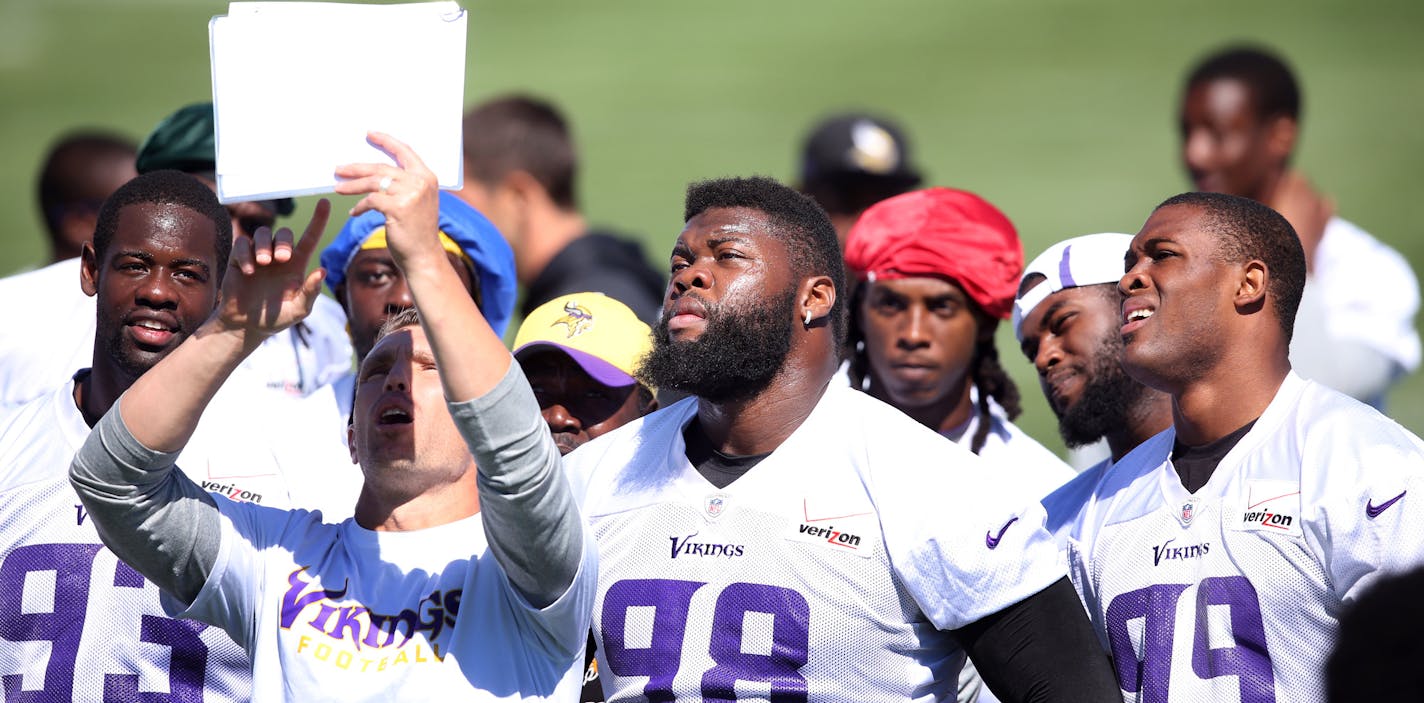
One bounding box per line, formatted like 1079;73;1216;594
565;176;1118;702
1012;233;1173;536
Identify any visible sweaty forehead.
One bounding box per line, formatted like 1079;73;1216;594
680;207;778;242
1136;204;1209;245
111;201;219;257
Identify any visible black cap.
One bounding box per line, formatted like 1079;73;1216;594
136;103;295;216
799;113;922;188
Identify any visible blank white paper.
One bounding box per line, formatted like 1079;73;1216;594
209;1;466;204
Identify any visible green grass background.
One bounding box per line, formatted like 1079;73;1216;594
3;0;1422;455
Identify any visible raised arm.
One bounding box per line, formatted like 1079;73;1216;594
71;201;331;604
335;132;508;402
336;136;585;608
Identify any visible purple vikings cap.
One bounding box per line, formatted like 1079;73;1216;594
1013;232;1134;342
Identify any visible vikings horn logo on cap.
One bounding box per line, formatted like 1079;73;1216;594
552;301;595;339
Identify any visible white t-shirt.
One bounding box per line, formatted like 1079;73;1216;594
837;361;1075;499
0;257;354;407
1050;372;1424;701
0;379;250;702
1311;216;1420;370
274;372;363;520
1289;216;1420;408
173;501;592;701
296;371;357;447
0;259;93;408
951;392;1076;499
567;384;1066;702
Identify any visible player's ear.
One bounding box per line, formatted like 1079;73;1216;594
798;275;836;329
346;422;359;464
1235;259;1269;313
80;241;100;297
504;170;541;200
1266;115;1297;163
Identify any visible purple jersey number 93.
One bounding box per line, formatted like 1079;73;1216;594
0;543;210;702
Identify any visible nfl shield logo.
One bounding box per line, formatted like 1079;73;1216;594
704;494;727;519
1180;501;1196;525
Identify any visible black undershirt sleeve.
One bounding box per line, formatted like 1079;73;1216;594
951;578;1120;702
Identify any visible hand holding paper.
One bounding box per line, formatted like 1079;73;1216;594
334;132;445;273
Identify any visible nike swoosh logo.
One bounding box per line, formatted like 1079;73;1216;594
985;517;1019;549
1366;491;1407;519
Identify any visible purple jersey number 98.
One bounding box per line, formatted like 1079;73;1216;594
601;578;811;702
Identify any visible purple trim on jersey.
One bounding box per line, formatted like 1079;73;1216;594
1058;245;1077;288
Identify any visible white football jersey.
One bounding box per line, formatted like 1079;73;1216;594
953;390;1075;499
1051;372;1424;702
0;380;250;702
0;258;353;407
567;384;1066;702
197;369;363;520
173;501;594;701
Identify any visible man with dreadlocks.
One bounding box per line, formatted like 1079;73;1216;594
844;188;1076;703
844;187;1072;488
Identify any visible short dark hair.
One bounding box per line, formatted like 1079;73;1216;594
1156;191;1305;340
1185;46;1301;122
463;95;577;210
683;176;846;348
37;131;137;239
93;170;233;283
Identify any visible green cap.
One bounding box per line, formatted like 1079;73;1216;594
135;102;295;216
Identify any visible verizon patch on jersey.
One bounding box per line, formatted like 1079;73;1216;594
785;497;877;558
1233;479;1303;537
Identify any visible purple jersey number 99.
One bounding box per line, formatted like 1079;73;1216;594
0;542;209;702
602;578;811;702
1105;576;1275;703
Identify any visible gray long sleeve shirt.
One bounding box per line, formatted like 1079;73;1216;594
70;360;584;610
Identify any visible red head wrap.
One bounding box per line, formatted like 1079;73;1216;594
843;187;1023;320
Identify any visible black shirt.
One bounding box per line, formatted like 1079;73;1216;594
683;418;772;489
522;230;666;325
1172;419;1258;493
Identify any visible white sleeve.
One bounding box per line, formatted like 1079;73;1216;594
1312;431;1424;603
877;442;1068;630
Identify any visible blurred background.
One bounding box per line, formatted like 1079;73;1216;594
3;0;1421;454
